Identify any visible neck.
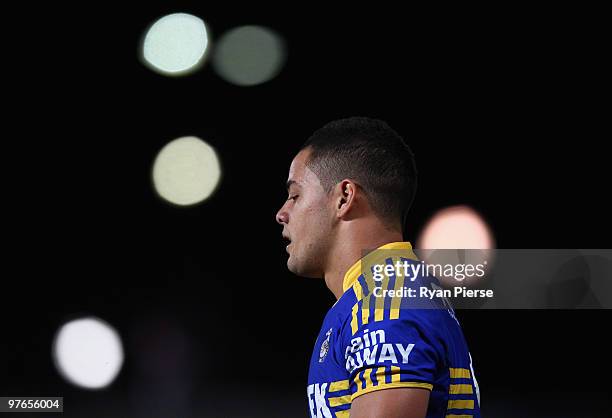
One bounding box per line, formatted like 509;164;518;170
324;221;404;300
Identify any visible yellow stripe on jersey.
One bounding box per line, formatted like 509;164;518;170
350;302;359;335
343;255;363;293
374;306;385;323
342;242;417;292
450;367;472;379
390;267;404;320
361;288;371;327
352;381;434;401
448;399;474;410
353;275;364;301
390;365;401;383
449;368;471;379
363;367;390;391
449;384;473;395
373;303;385;321
374;366;387;386
374;276;386;322
350;275;365;335
335;410;351;418
329;379;350;392
328;395;351;407
345;242;420;334
363;367;374;388
361;263;379;327
353;370;363;392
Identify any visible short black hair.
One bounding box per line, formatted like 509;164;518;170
302;116;417;232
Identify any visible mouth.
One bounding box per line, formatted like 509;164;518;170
282;235;292;252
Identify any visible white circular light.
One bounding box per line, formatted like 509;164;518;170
213;25;286;86
152;136;222;206
142;13;209;75
52;317;124;390
417;205;495;286
418;205;495;250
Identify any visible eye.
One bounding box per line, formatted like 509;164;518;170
288;194;299;201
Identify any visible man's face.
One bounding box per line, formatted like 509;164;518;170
276;148;334;278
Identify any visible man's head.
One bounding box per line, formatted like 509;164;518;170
276;116;417;277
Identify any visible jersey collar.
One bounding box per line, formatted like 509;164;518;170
342;241;417;293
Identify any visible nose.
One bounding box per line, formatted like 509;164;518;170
276;203;289;225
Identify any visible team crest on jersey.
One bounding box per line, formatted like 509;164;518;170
319;328;333;363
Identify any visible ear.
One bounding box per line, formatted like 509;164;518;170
335;179;358;218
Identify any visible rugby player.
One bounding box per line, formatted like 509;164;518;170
276;117;481;418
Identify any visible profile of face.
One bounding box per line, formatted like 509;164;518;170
275;148;335;278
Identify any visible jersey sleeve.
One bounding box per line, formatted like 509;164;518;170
341;309;441;401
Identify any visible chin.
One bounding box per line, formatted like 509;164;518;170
288;259;321;279
286;257;301;275
286;256;299;274
286;259;296;274
286;247;322;277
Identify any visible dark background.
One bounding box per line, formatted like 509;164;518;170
2;2;610;417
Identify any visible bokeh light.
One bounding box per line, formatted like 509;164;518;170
142;13;209;76
418;205;495;250
52;317;124;390
212;25;286;86
152;136;222;206
417;205;495;287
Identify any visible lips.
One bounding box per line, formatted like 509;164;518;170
282;234;292;252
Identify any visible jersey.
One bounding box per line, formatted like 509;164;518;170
306;242;481;418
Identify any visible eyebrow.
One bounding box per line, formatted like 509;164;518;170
286;180;301;190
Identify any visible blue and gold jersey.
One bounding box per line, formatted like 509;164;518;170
307;242;481;418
